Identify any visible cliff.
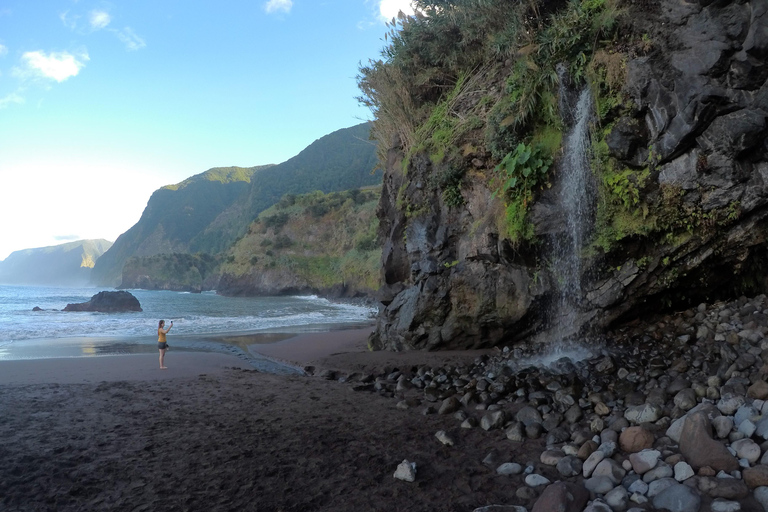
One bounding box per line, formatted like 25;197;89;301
217;187;381;298
0;239;112;287
361;0;768;350
92;122;380;287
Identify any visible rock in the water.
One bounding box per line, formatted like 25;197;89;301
63;290;142;312
393;459;416;482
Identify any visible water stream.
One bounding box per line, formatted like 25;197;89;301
548;86;596;346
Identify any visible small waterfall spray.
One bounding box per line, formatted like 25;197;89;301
549;86;595;343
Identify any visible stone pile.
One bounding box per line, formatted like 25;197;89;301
313;294;768;511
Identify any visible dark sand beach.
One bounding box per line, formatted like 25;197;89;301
0;329;542;512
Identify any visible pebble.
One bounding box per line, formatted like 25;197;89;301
584;475;616;494
524;474;551;487
496;462;523;476
393;460;416;482
435;430;454;446
674;461;694;482
345;295;768;511
652;483;701;512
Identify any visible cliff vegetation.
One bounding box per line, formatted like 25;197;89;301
359;0;768;350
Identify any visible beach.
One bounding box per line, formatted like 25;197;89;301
0;328;539;512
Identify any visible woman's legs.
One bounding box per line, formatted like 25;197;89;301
159;348;167;369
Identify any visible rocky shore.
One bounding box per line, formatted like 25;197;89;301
311;294;768;511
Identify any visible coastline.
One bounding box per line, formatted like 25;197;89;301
0;325;515;512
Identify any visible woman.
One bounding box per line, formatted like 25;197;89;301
157;319;173;369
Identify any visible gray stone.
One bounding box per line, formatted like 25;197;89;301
393;459;417;482
531;482;589;512
624;403;663;424
674;388;698;411
604;485;629;511
438;396;461;415
524;473;551;487
584;475;616;495
506;422;524;442
709;499;741;512
496;462;523;476
516;406;543;426
583;500;613;512
629;449;661;475
593;458;626;484
556;455;583;478
481;410;505;431
435;430;454;446
713;416;734;439
643;463;674;483
583;450;606;478
648;477;678;498
652;483;701;512
732;438;761;464
540;449;565;466
674;461;695;482
754;486;768;512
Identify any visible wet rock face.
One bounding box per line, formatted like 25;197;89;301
371;0;768;351
63;291;142;313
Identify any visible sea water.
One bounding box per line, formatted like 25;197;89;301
0;285;375;362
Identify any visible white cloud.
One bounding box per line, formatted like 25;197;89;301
0;44;7;57
0;92;24;109
17;50;89;82
114;27;146;51
89;10;111;30
265;0;293;14
379;0;415;19
60;10;80;30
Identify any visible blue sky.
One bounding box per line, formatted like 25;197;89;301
0;0;415;261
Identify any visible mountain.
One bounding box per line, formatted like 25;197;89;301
92;122;380;287
90;166;268;286
216;186;381;297
0;239;113;287
120;187;381;296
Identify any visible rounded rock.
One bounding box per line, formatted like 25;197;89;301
619;426;655;453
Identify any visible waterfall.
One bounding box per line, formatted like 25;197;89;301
549;87;595;342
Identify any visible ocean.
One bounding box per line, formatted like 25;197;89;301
0;285;376;364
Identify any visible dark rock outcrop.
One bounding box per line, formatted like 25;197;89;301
63;291;142;313
370;0;768;351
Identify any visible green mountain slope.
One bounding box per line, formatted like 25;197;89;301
121;187;382;296
92;122;380;287
90;166;267;286
0;239;113;287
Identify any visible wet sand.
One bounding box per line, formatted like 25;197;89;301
0;329;541;512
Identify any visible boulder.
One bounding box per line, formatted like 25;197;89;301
531;482;589;512
63;291;142;312
679;412;739;472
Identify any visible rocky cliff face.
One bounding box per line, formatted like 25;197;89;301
370;0;768;351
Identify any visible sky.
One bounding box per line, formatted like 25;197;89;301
0;0;416;261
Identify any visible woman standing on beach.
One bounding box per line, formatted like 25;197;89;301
158;319;173;369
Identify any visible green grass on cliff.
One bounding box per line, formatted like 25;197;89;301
220;187;382;293
358;0;626;246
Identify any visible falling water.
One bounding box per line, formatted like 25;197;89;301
549;86;595;343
